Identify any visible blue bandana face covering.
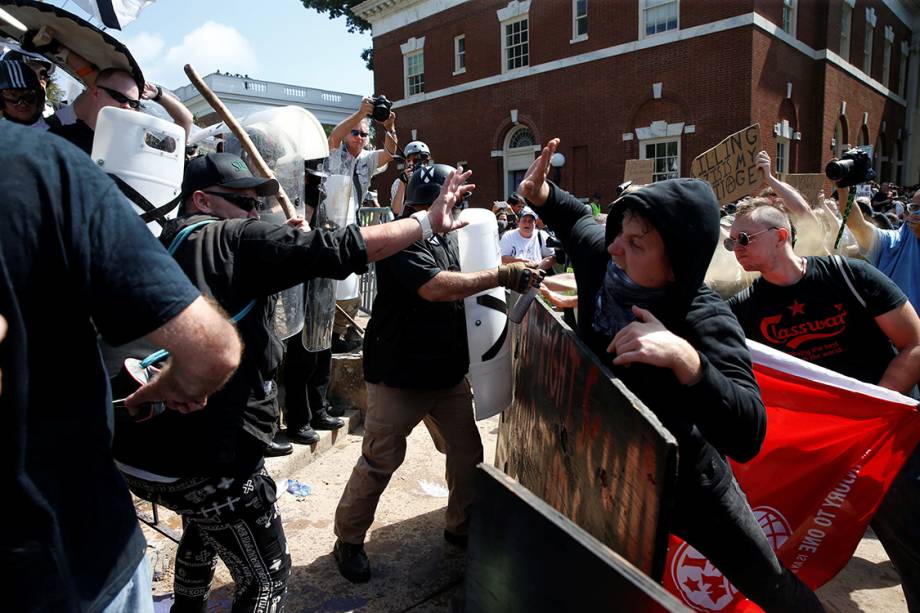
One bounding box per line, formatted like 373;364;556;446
592;260;669;338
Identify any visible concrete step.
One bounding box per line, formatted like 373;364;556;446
265;407;364;482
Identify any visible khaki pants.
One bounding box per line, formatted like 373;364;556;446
333;297;360;338
334;380;483;544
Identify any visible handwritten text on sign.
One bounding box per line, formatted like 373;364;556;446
691;124;761;205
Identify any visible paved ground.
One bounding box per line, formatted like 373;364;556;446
140;407;908;612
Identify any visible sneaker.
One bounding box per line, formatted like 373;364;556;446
333;539;371;583
443;530;468;548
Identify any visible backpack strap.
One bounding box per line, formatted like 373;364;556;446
830;255;867;310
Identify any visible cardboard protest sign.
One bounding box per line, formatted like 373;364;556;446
781;173;828;206
623;159;654;185
690;124;761;205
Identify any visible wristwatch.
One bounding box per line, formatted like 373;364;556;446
411;211;433;239
152;84;163;102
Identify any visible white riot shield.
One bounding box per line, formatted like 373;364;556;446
92;106;185;236
458;208;512;420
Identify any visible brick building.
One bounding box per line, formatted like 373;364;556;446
354;0;920;207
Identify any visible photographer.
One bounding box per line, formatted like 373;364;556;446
327;96;397;351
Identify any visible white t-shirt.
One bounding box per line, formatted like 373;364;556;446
500;228;554;263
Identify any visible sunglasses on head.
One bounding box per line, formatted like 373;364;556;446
97;85;143;110
350;129;369;138
723;227;777;251
203;191;263;213
2;90;38;106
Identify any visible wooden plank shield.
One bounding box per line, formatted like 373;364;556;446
496;301;678;578
465;464;687;613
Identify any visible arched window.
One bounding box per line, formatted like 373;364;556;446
833;117;847;159
503;126;537;197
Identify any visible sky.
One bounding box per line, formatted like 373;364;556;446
41;0;375;95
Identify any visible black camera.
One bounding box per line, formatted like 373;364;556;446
825;148;876;188
368;95;393;122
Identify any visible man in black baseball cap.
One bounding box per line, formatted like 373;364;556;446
114;151;477;612
0;59;45;126
181;152;279;219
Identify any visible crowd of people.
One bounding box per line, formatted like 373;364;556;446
1;36;918;613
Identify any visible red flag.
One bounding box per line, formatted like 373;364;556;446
663;341;920;612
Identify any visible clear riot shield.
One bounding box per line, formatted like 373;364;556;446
301;194;337;352
323;174;360;301
224;106;328;340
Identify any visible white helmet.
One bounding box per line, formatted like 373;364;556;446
403;140;430;159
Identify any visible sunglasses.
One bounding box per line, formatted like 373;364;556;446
203;191;263;213
350;129;369;138
907;203;920;215
97;85;143;110
2;90;38;106
723;227;777;251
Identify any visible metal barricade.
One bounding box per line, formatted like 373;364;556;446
357;207;395;314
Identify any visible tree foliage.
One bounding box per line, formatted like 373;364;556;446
300;1;374;70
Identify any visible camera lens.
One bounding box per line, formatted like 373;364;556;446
825;159;853;182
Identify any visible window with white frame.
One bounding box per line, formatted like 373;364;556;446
454;35;466;74
899;42;909;97
840;2;852;60
572;0;587;41
641;0;678;38
776;138;790;175
863;9;875;75
503;17;529;71
641;138;680;182
405;51;424;96
782;0;797;36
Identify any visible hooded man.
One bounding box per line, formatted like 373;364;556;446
520;138;823;612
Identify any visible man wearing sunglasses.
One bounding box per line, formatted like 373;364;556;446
727;200;920;610
112;151;474;612
49;68;192;153
326;97;399;352
0;59;45;127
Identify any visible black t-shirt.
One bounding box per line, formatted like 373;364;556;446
113;215;368;477
729;256;906;384
364;232;469;389
49;118;95;154
0;122;201;611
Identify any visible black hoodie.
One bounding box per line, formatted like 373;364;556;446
536;180;766;493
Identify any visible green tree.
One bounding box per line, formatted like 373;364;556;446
300;1;374;70
45;76;66;108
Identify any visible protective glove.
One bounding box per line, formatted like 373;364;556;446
497;262;545;294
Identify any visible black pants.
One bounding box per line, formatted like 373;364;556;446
671;455;824;613
124;470;291;613
282;337;332;429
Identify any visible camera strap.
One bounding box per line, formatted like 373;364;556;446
352;162;364;211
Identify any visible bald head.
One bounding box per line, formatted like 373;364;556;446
82;68;141;129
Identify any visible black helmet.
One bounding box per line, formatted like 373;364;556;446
405;163;457;208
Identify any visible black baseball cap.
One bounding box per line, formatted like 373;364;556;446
181;152;279;198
